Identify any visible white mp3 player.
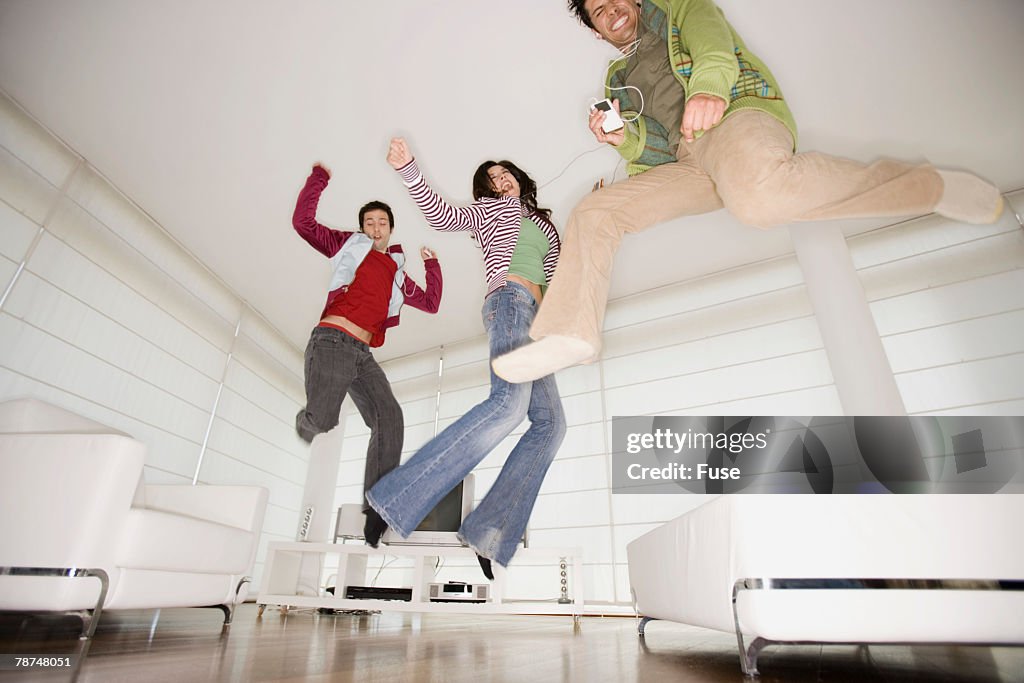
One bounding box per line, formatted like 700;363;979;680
592;98;624;134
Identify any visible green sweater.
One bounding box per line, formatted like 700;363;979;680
608;0;798;176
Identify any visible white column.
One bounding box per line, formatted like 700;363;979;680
789;225;906;416
300;425;344;542
294;421;345;595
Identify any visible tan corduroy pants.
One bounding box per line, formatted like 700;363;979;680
530;110;944;356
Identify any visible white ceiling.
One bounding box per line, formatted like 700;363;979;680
1;0;1022;361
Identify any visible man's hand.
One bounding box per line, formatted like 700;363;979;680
680;94;727;142
387;138;413;169
314;162;331;178
588;99;625;147
420;247;436;260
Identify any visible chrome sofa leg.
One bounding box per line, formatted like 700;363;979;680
201;575;252;627
0;566;108;683
732;578;766;677
739;636;769;676
213;604;232;626
637;616;657;637
731;577;1024;676
223;576;251;626
630;588;657;636
0;566;109;640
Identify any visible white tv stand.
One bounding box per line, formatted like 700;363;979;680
256;541;584;623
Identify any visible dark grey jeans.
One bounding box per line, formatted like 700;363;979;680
295;326;403;508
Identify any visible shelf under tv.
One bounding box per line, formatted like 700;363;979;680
255;541;584;621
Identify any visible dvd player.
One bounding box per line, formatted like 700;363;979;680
345;585;412;601
428;581;489;603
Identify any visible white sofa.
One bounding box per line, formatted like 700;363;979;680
0;398;269;638
627;495;1024;676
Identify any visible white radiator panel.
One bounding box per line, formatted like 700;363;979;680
603;316;823;389
203;402;305;485
221;356;303;432
45;199;239;353
604;257;806;331
604;350;834;417
560;422;607;459
0;314;210;436
261;503;302;540
0;256;17;287
26;234;228;378
0;198;40;261
883;310;1024;374
897;354;1024;414
663;385;843;416
63;168;242;326
469;452;610;499
0;144;64;225
872;270;1024;336
5;271;220;410
611;492;716;528
530;489;612;529
212;384;302;460
603;286;815;360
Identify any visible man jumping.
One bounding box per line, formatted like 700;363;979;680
493;0;1003;383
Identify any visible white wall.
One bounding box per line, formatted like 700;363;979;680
0;91;309;589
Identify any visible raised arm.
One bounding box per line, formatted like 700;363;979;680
292;164;353;257
402;246;443;314
386;137;515;232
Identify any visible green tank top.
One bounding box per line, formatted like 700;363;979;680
507;217;549;287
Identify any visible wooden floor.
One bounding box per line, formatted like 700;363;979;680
1;604;1022;683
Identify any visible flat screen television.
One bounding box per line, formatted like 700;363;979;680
381;474;475;547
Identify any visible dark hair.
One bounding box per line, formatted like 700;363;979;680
358;200;394;231
472;160;552;220
567;0;595;29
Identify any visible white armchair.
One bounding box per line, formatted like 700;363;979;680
0;398;269;640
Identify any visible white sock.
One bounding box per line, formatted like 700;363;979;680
934;169;1004;225
492;336;595;383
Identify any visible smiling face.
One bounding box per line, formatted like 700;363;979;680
487;165;521;198
361;209;392;251
583;0;641;50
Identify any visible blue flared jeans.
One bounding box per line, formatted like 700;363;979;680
367;282;566;567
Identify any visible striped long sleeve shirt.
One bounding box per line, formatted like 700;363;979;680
397;159;560;296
